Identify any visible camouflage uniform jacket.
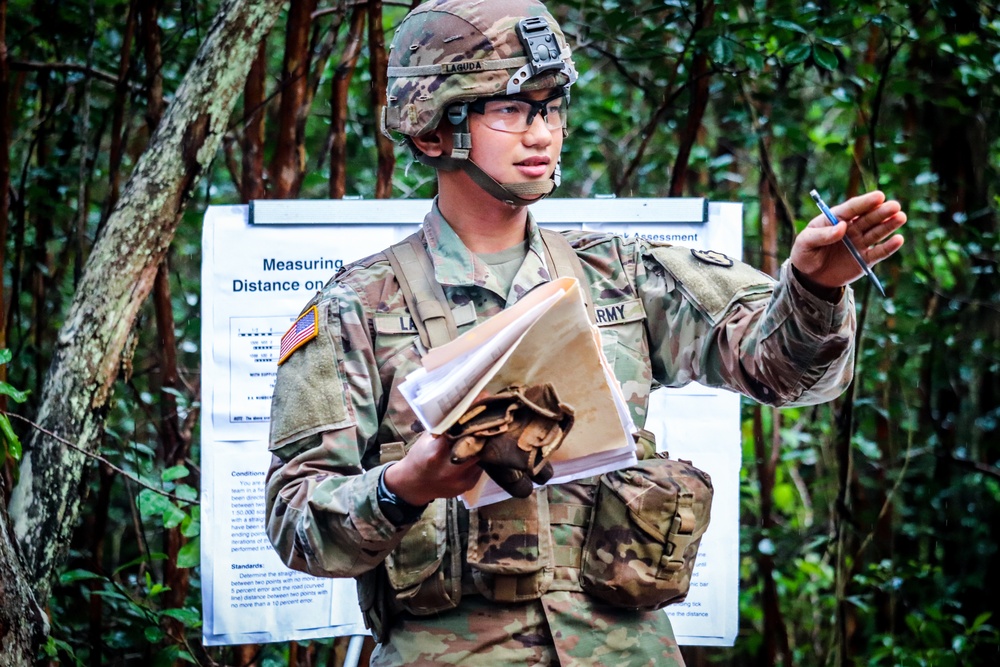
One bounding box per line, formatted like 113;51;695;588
265;201;856;666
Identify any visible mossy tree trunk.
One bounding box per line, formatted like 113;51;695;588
0;1;286;662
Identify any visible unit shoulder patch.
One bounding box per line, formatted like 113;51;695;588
690;248;734;267
278;305;319;365
648;245;774;325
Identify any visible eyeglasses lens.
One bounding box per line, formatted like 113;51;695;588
479;96;567;133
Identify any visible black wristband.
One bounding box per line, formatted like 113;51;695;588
376;465;429;526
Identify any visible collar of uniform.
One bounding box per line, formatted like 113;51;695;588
421;199;552;305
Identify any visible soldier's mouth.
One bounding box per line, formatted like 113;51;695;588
516;157;550;166
515;157;550;177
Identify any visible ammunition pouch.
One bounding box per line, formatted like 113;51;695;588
384;498;463;614
358;443;465;641
467;492;554;602
356;566;390;643
580;454;713;610
360;491;556;638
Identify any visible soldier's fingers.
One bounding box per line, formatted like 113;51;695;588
827;190;887;224
848;200;902;235
863;233;905;266
854;211;907;248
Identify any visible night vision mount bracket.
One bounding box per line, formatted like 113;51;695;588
507;16;567;95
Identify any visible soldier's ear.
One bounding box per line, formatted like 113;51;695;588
411;127;448;157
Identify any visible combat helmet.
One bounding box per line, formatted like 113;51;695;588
383;0;578;206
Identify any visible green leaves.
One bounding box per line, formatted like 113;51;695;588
0;414;21;464
137;466;200;537
0;350;29;403
710;36;735;66
783;42;812;65
0;349;28;471
176;540;201;569
772;19;809;35
812;45;839;71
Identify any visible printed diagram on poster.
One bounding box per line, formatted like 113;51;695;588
200;198;744;647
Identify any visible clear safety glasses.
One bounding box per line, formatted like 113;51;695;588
468;92;568;134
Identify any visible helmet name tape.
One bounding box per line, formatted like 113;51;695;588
507;16;566;94
442;61;484;74
387;56;528;78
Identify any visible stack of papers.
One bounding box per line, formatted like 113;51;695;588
398;278;638;507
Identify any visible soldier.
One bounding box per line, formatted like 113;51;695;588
264;1;907;665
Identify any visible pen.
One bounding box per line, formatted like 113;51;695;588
809;189;885;297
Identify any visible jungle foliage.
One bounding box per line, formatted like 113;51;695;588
1;0;999;665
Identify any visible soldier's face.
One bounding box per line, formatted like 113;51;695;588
467;87;564;194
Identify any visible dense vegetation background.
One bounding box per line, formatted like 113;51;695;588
1;0;998;665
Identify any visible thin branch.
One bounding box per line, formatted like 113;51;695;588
854;423;914;560
736;75;798;239
614;16;701;194
867;36;901;188
313;0;415;18
2;411;198;506
947;453;1000;480
9;59;141;91
573;38;653;95
614;86;684;195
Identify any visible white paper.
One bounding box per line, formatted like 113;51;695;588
399;288;566;430
209;442;344;635
204;206;416;441
201;206;417;646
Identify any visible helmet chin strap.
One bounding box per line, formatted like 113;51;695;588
461;158;557;207
413;103;561;207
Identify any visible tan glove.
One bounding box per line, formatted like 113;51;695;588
446;383;575;498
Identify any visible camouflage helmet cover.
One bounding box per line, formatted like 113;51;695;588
385;0;577;138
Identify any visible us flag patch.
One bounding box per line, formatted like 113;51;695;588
278;306;318;366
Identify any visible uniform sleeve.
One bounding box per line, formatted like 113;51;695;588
638;244;856;407
264;284;409;578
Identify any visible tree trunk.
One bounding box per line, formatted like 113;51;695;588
4;0;286;655
367;0;394;198
241;42;267;202
0;501;48;666
270;0;316;199
668;0;714;197
329;6;365;199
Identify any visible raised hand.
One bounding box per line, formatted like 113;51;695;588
790;190;907;290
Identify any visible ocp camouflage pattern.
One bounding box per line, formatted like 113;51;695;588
385;0;576;137
580;456;715;610
265;201;856;666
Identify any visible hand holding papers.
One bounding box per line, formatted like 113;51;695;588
397;277;638;507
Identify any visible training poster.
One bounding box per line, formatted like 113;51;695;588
201;198;743;647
